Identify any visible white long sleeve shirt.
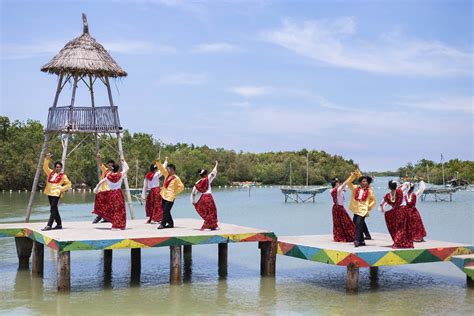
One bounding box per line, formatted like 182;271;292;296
191;165;217;203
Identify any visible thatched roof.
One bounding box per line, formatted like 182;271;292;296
41;14;127;78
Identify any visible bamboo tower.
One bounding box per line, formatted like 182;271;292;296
25;13;135;221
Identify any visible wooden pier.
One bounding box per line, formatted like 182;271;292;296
277;233;474;292
0;219;277;291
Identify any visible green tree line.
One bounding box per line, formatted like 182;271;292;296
397;159;474;185
0;117;358;190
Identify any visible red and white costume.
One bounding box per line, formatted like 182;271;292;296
92;161;129;229
191;165;218;230
403;181;427;241
141;162;167;223
330;183;355;242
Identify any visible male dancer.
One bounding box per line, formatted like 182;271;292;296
156;157;184;229
41;153;72;231
92;153;115;224
347;170;376;247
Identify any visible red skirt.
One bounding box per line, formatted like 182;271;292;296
146;187;163;222
406;206;427;241
194;193;218;229
332;204;355;242
384;206;414;248
92;189;126;229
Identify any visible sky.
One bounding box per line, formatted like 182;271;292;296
1;0;473;171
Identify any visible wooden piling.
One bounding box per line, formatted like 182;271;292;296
259;240;277;276
183;245;192;281
346;263;359;292
57;251;71;291
103;249;112;272
170;245;182;284
218;243;228;277
15;237;33;270
131;248;141;280
32;241;44;275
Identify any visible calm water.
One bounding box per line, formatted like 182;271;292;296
1;177;473;315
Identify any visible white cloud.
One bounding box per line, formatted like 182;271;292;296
159;73;207;85
262;17;473;77
230;86;273;97
1;40;176;59
191;42;241;54
397;96;473;114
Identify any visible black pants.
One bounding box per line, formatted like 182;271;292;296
161;199;175;227
353;214;370;243
47;196;61;227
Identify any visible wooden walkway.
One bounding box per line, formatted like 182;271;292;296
277;233;474;291
0;219;277;291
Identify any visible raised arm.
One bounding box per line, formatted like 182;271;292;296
415;180;426;197
155;157;169;178
156;159;168;177
191;185;197;204
346;170;359;191
121;160;129;177
43;154;52;176
93;177;107;194
141;178;148;199
209;161;218;182
399;182;411;196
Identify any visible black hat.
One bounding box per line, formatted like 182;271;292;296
358;175;373;184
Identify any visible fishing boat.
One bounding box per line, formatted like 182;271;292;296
280;155;329;203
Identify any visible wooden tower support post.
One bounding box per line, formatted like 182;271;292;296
57;251;71;291
61;75;78;171
89;74;102;180
32;241;44;275
218;243;228;277
104;75;135;219
170;245;182;284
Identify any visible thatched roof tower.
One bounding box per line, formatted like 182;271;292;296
41;13;127;78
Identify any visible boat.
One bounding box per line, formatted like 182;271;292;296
280;156;329;203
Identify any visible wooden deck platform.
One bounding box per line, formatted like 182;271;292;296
0;219;277;291
277;233;474;291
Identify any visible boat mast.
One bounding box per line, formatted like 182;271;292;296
289;162;293;187
426;163;430;184
306;152;309;187
441;153;446;186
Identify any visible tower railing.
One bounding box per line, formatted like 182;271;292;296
46;105;121;133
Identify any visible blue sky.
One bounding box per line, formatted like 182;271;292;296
1;0;473;170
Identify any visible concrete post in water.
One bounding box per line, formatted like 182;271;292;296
15;237;33;270
57;251;71;291
218;243;228;277
346;263;359;292
32;241;44;275
131;248;141;280
170;245;182;284
259;240;277;276
369;266;379;282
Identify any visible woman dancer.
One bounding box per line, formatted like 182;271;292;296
93;159;129;230
191;161;219;230
404;180;427;242
330;176;356;242
380;180;413;248
141;158;167;223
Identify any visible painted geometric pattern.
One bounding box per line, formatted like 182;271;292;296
0;227;276;253
450;254;474;279
277;241;474;268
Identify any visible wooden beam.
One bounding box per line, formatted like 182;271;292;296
218;243;228;278
32;241;44;275
259;240;277;276
346;263;359;292
15;237;33;270
57;251;71;291
170;246;182;284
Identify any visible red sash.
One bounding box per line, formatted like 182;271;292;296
48;172;64;184
195;177;209;193
354;187;369;201
164;175;176;189
107;172;122;183
145;172;155;181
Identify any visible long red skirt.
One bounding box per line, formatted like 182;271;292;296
92;189;126;229
332;204;356;242
194;193;218;230
146;187;163;222
384;206;414;248
406;206;427;241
